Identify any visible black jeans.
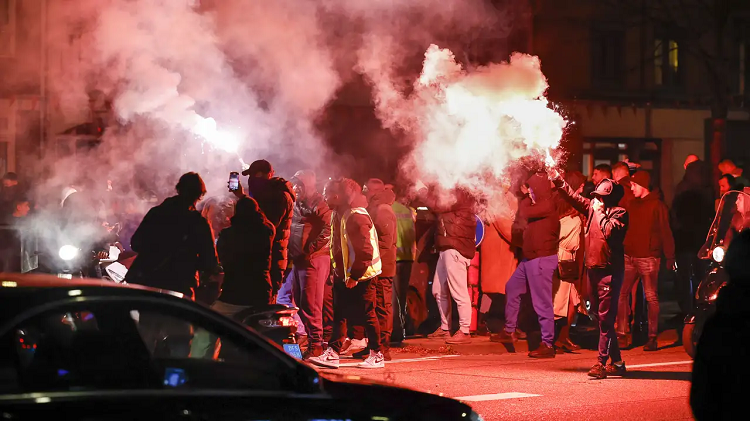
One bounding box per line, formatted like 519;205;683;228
675;251;706;317
392;261;413;342
330;278;381;353
322;274;334;344
374;276;394;349
588;266;623;365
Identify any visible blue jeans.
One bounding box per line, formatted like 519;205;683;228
277;270;306;336
618;255;660;338
504;255;558;346
284;254;331;346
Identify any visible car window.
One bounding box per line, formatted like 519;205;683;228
0;300;294;394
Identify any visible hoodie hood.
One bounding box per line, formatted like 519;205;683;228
291;170;316;200
348;191;369;210
683;160;710;188
249;176;296;202
368;187;396;208
526;173;553;199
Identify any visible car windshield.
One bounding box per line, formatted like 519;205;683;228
0;300;293;394
698;191;750;259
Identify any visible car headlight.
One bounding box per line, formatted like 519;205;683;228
712;246;725;263
58;245;79;261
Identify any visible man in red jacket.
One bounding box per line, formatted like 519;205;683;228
617;171;675;351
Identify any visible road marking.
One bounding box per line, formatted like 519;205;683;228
628;360;693;369
454;392;541;402
338;354;460;367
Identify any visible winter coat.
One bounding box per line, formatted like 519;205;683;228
519;173;560;260
557;180;629;269
479;194;519;294
126;196;218;296
248;177;295;289
331;193;378;282
623;191;675;261
671;160;714;253
419;188;477;260
216;197;276;307
288;174;331;263
367;188;398;277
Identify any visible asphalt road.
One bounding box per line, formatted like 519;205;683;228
314;340;694;421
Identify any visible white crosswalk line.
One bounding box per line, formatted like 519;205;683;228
454;392;541;402
628;360;693;369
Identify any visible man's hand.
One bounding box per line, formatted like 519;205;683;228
591;197;604;213
345;278;358;289
229;180;245;199
95;251;109;260
520;184;529;195
667;259;677;271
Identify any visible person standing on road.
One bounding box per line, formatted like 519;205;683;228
391;191;417;343
494;172;560;358
671;158;713;330
555;175;629;379
241;159;295;300
617;171;675;351
283;170;332;359
350;178;398;361
309;178;384;369
415;183;477;345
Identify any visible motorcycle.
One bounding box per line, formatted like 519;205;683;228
683;189;750;358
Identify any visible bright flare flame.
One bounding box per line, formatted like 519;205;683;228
406;45;567;198
59;245;79;261
193;117;240;154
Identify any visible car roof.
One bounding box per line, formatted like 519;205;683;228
0;273;188;320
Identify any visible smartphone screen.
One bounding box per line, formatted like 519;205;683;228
229;172;239;191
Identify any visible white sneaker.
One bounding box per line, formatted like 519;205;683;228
339;338;353;355
349;338;368;353
357;350;385;369
308;347;340;369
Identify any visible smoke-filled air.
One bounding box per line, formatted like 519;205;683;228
38;0;564;213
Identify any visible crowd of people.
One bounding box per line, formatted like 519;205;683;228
0;153;744;376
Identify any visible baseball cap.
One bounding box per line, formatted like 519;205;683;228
592;179;624;206
241;159;273;177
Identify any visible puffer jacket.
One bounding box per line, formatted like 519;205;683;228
367;188;397;277
418;188;477;260
557;179;629;269
519;173;560;260
248;177;295;290
289;172;331;262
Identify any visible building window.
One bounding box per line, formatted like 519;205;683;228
654;37;681;87
0;0;16;57
591;29;625;86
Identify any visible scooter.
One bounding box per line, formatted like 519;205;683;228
683;189;750;358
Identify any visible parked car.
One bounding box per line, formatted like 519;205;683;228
0;274;481;421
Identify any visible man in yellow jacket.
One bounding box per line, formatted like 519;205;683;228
309;178;385;369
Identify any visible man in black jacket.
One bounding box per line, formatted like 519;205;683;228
556;175;629;379
283;170;332;359
495;172;560;358
241;159;295;298
126;172;219;357
416;184;477;345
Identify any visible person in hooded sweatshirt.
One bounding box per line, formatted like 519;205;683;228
690;229;750;421
671;158;714;325
240;159;295;298
283;170;332;359
555;173;629;379
351;178;398;361
617;171;675;351
494;171;560;358
191;194;275;359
